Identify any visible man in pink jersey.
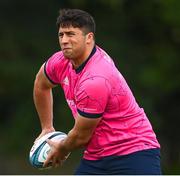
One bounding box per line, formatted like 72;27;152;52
33;9;161;174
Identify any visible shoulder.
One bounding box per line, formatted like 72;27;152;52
77;75;111;99
89;46;116;76
45;50;69;69
75;76;110;116
44;51;69;84
47;50;64;63
95;45;114;63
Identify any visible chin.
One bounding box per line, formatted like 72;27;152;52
63;53;73;60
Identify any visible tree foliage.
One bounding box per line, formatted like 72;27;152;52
0;0;180;174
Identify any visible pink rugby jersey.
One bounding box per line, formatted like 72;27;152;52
44;46;160;160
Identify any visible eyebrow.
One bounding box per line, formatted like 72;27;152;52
58;31;76;36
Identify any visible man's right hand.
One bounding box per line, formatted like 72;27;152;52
35;127;55;142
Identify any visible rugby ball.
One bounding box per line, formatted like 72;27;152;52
29;131;67;169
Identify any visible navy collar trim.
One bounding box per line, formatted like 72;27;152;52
75;46;96;74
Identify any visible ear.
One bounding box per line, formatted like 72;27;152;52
86;32;94;44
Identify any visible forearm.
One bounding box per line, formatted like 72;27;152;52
59;116;100;154
33;80;54;130
63;129;89;150
43;115;101;167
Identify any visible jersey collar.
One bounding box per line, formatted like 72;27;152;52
75;46;96;74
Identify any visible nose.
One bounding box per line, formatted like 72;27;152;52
60;34;69;44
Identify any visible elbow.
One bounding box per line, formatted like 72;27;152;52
33;68;50;92
78;138;90;148
69;130;91;148
33;75;42;95
34;71;41;90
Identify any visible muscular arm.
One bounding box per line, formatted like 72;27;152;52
62;114;101;149
44;114;101;167
33;64;56;134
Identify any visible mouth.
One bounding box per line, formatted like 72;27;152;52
62;47;71;51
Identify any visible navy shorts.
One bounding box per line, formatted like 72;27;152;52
75;148;161;175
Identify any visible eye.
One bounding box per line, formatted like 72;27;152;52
58;33;63;38
67;32;75;37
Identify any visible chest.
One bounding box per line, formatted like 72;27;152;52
60;68;80;104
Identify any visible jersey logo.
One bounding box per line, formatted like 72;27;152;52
62;76;69;86
67;99;75;107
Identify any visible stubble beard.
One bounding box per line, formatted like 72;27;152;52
62;49;74;59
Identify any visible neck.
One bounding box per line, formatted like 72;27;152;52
71;44;95;69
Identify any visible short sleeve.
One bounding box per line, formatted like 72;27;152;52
76;77;110;118
44;52;63;85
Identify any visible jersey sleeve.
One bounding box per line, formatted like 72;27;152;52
76;77;110;118
44;52;63;85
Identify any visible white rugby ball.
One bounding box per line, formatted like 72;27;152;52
29;131;67;169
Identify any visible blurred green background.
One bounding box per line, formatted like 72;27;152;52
0;0;180;174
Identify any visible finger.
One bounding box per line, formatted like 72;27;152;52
46;139;54;146
51;156;61;168
34;131;48;143
43;140;53;167
44;139;59;168
54;158;61;168
56;159;64;168
43;153;53;168
34;135;43;143
54;162;60;168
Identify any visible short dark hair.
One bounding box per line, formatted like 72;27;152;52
56;9;96;35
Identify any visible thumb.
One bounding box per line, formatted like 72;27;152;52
46;139;54;147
